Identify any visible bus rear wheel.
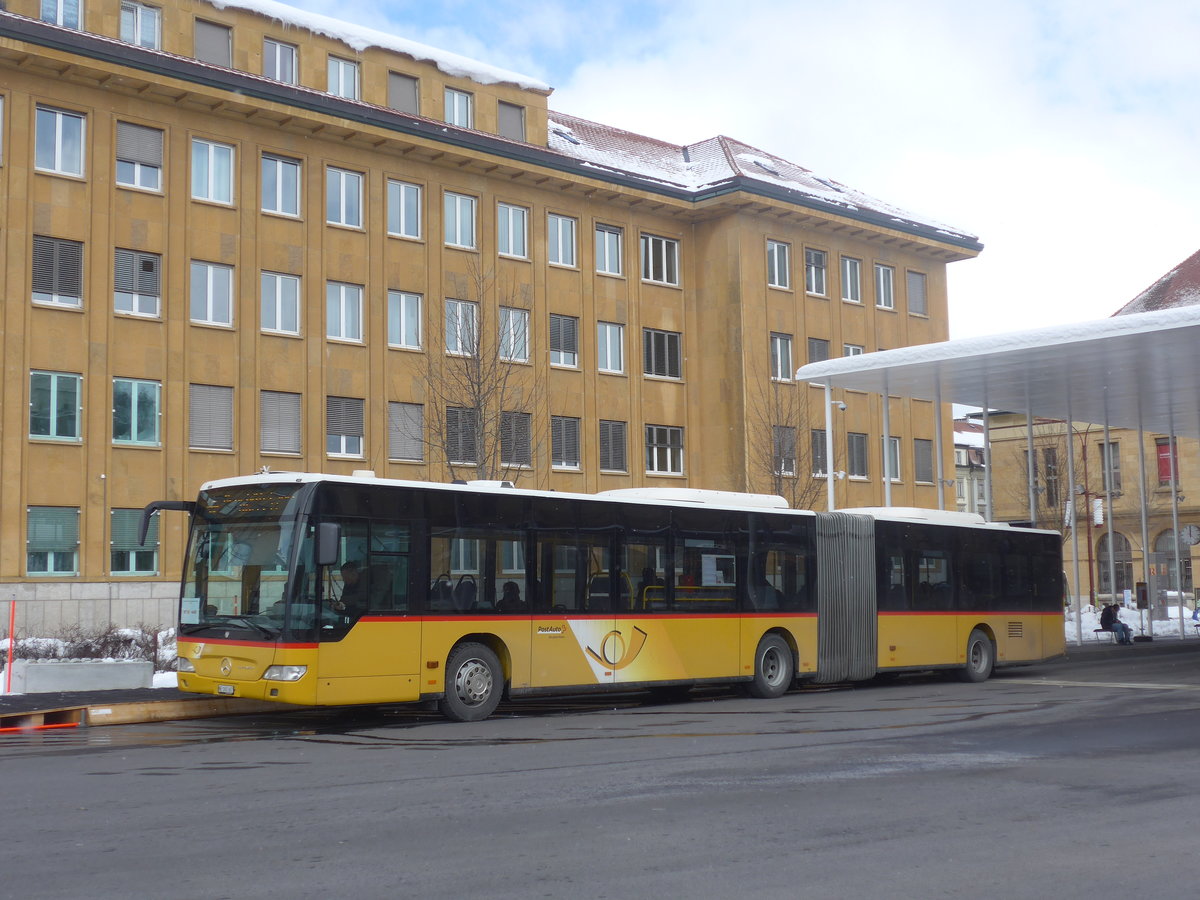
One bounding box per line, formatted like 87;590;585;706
748;634;793;699
439;642;503;722
958;629;994;683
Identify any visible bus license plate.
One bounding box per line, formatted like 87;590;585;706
217;684;235;695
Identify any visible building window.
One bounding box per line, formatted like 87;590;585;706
844;343;865;357
191;138;234;204
640;233;679;285
599;420;627;472
35;106;85;176
263;38;297;83
261;272;300;335
767;240;790;289
884;436;901;481
1043;447;1060;507
42;0;82;28
914;438;934;483
811;429;827;476
111;508;157;575
29;371;81;441
1098;441;1122;493
190;261;234;326
498;101;526;141
189;383;233;450
770;333;793;381
444;192;477;248
387;291;421;349
115;121;163;190
114;249;161;317
445;88;473;127
326;167;363;227
1157;438;1179;487
327;56;360;99
773;425;796;476
261;390;301;454
548;214;577;267
549;314;578;367
27;507;79;575
805;249;827;296
842;256;862;303
875;264;895;309
597;322;624;373
501;411;532;467
499;307;530;362
326;281;363;342
445;299;478;356
848;432;869;477
643;328;682;379
262;154;301;216
646;425;684;475
387;180;421;238
113;377;160;445
446;407;478;465
32;236;84;307
388;402;423;461
326;396;364;457
552;416;581;468
497;203;528;258
388;72;419;114
596;224;623;275
194;19;231;67
907;271;928;315
807;337;830;364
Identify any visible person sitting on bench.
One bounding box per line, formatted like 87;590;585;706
1100;602;1133;644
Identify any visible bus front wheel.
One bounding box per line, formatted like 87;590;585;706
439;642;503;722
958;629;994;683
748;634;793;699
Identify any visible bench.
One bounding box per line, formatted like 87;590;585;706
1093;628;1117;643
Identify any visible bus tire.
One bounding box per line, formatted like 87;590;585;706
748;634;793;699
958;629;994;683
439;642;503;722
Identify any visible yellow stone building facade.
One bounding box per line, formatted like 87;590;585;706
0;0;980;631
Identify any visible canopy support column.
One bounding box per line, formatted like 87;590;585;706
1025;406;1037;527
1135;405;1152;638
1065;394;1083;645
882;373;892;507
825;380;836;512
1103;411;1118;608
1169;415;1184;638
934;379;945;511
981;383;993;523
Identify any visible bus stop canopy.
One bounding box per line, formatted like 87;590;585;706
794;305;1200;439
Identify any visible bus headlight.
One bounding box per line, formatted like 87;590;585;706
263;665;308;682
177;658;195;673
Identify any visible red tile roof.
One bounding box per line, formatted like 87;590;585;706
1114;248;1200;315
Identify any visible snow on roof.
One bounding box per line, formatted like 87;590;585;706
209;0;550;92
1113;247;1200;315
546;111;977;243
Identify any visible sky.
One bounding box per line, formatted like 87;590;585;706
273;0;1199;339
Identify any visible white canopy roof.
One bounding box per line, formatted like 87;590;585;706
795;305;1200;439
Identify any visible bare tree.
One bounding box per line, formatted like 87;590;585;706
421;261;546;485
746;379;825;510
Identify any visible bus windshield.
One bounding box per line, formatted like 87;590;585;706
179;484;307;638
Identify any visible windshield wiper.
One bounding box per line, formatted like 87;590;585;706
219;616;277;640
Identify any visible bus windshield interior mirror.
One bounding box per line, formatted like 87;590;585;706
315;522;341;567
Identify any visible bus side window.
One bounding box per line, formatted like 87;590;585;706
757;549;810;612
879;552;907;610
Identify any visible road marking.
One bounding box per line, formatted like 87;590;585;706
1004;678;1200;691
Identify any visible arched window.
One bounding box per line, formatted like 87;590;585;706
1096;532;1133;597
1153;529;1193;595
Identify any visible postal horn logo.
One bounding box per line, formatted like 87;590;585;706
219;657;233;677
585;626;648;670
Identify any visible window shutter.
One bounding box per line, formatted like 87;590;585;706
261;390;301;454
388;72;419;114
560;316;578;354
447;407;477;464
111;509;159;550
33;236;83;297
115;250;160;295
327;396;364;437
550;314;563;353
194;19;232;66
600;420;626;471
189;383;234;449
498;102;526;141
116;122;163;166
114;249;137;294
388;401;423;460
552;416;580;467
27;507;79;552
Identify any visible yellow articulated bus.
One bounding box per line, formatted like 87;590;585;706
142;473;1065;722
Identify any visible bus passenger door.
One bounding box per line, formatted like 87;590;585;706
530;537;615;690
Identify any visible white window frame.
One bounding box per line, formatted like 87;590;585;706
262;154;301;217
35;106;85;177
188;383;234;451
773;425;797;477
327;56;360;100
645;424;684;475
875;264;895;310
501;410;532;468
120;1;160;49
190;261;233;326
387;290;422;349
805;248;827;296
841;256;862;303
444;192;477;249
388;401;423;461
387;180;422;239
907;270;928;316
445;88;473;127
643;328;682;379
811;428;828;477
640;233;679;286
115;122;163;191
597;322;624;374
499;306;530;362
549;314;578;367
497;203;528;259
112;377;161;445
767;240;790;289
114;248;161;317
914;438;934;483
551;415;581;469
29;370;82;441
111;508;158;576
191;138;234;204
264;37;297;84
770;333;793;381
32;236;84;307
548;214;577;267
848;432;869;478
261;271;300;335
326;167;363;228
599;419;627;472
596;224;623;276
445;299;478;356
326;281;363;342
843;343;865;357
27;507;80;576
41;0;82;28
326;396;364;457
261;390;301;455
883;435;902;482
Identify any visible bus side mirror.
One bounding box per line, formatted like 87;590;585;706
315;522;341;567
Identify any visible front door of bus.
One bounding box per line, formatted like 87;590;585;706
530;542;616;690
